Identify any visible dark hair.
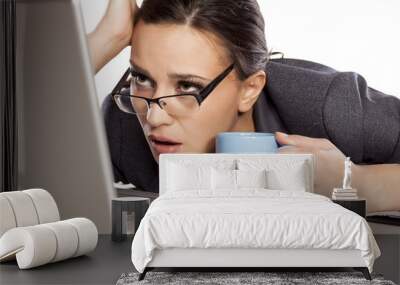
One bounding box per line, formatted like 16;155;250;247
134;0;269;80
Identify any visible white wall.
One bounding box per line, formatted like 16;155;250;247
80;0;400;105
260;0;400;98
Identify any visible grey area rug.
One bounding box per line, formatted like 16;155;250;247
116;271;396;285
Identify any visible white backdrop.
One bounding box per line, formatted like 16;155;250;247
80;0;400;105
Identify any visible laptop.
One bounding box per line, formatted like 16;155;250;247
16;0;116;233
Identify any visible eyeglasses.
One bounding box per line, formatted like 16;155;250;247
110;63;235;117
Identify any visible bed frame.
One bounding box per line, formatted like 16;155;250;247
139;248;371;280
138;154;372;281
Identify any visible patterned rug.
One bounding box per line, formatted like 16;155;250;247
116;271;396;285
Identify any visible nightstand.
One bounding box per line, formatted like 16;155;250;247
332;198;366;218
112;197;150;242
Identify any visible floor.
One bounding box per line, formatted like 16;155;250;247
0;225;399;285
0;235;134;285
369;223;400;284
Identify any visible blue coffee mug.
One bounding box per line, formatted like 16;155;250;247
216;132;278;154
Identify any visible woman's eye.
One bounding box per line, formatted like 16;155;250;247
178;81;203;94
132;72;152;88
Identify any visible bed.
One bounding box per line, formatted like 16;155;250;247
131;153;380;281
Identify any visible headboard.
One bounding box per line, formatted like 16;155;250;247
159;153;314;195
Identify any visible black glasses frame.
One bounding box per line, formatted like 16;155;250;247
110;63;235;113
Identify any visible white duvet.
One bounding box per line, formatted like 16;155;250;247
131;189;380;273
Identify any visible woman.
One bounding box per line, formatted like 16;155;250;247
88;0;400;213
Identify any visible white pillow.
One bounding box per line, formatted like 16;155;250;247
211;168;237;190
266;161;308;191
237;158;310;191
167;162;211;191
236;169;268;189
211;168;268;190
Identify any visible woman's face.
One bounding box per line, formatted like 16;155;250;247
130;21;252;163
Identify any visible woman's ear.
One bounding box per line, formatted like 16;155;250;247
237;70;267;113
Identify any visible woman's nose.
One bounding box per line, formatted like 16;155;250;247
146;102;173;128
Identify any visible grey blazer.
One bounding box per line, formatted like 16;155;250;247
102;58;400;193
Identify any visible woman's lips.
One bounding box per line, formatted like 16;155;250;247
151;140;183;154
148;134;183;154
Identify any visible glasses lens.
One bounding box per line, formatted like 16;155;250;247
114;94;148;115
159;95;199;116
114;94;136;114
114;93;200;116
131;96;149;115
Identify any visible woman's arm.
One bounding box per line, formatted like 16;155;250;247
275;132;400;213
87;0;138;73
353;163;400;213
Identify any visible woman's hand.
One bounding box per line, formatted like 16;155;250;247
275;131;400;213
101;0;138;46
88;0;139;73
274;132;347;197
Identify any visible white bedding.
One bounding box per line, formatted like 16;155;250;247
131;189;380;273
